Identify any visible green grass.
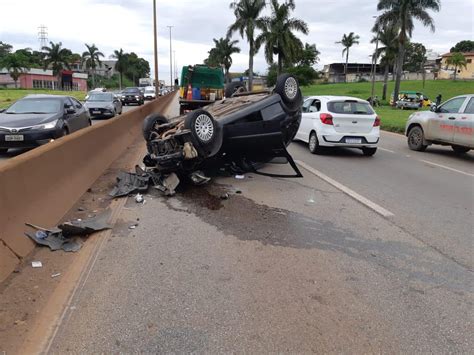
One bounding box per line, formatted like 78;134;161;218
301;80;473;133
0;89;86;109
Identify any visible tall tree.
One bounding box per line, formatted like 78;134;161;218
42;41;72;89
446;52;467;81
205;37;241;83
295;43;320;67
111;48;127;90
256;0;309;75
335;32;360;82
372;25;398;100
82;43;104;88
227;0;266;91
376;0;440;106
2;52;30;88
450;40;474;53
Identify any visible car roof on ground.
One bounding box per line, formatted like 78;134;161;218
306;95;369;103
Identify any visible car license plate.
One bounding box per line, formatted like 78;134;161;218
5;134;24;141
92;110;101;114
346;138;362;144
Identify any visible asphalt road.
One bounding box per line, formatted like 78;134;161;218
49;105;473;352
0;105;136;164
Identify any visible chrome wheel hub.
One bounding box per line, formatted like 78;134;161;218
284;77;298;100
195;114;214;142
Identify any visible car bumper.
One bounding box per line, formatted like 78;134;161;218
121;98;142;104
0;127;64;148
317;128;380;147
88;109;115;118
144;96;156;100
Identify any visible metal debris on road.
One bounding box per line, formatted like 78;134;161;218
135;193;145;203
31;261;42;268
25;209;111;252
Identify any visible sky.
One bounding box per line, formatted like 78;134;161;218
1;0;473;84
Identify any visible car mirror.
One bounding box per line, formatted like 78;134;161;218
66;107;76;114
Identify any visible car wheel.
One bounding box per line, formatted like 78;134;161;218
451;145;470;154
142;113;169;140
308;132;323;155
112;109;117;118
0;148;8;154
185;109;217;146
62;127;69;137
274;74;302;111
362;147;377;156
225;82;247;98
88;119;92;126
407;126;428;151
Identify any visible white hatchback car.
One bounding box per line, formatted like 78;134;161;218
295;96;380;156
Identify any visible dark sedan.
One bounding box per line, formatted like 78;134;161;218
121;87;144;106
0;95;91;153
84;92;122;119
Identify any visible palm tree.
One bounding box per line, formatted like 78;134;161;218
227;0;266;91
446;52;467;81
376;0;440;106
336;32;360;82
3;53;30;88
210;37;241;83
82;43;104;88
42;41;72;89
371;25;398;100
256;0;309;75
111;48;127;89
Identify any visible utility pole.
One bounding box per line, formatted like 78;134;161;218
153;0;159;96
173;50;177;87
167;25;173;90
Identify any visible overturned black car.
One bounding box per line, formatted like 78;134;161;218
140;74;303;191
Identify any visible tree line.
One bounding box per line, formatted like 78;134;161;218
0;41;150;90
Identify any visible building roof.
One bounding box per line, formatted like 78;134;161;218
441;52;474;57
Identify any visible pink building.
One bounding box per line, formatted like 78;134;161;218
0;68;88;91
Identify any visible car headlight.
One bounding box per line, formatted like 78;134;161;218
33;120;58;130
135;95;140;99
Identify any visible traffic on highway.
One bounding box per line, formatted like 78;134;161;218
1;0;473;353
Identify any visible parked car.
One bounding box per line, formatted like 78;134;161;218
295;96;380;156
406;94;474;154
391;91;431;109
0;95;91;153
142;74;303;176
144;87;156;100
84;92;122;118
120;87;144;106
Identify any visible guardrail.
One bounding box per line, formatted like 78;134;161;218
0;93;176;282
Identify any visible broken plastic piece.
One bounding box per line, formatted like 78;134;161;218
162;173;180;196
135;193;144;203
51;273;61;278
189;171;211;185
235;175;245;179
32;261;42;268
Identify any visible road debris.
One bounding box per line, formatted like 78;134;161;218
235;175;245;180
220;193;229;200
25;209;112;252
31;261;42;268
135;193;144;203
129;223;139;230
51;273;61;278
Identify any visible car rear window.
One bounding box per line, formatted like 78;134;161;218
327;101;374;115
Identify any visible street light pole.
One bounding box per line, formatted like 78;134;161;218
167;25;173;90
153;0;159;95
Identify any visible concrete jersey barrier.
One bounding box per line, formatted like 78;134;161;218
0;93;176;282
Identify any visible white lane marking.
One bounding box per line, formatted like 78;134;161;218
379;147;396;153
296;160;395;218
419;159;474;177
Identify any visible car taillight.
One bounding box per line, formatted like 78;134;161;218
373;115;381;127
320;113;333;125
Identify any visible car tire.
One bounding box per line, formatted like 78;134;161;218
62;127;69;137
451;145;470;154
407;126;428;151
225;82;247;98
274;74;302;111
0;148;8;154
184;109;217;146
308;132;323;155
142;113;169;140
362;147;377;156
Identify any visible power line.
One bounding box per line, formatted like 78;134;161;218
38;25;48;51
